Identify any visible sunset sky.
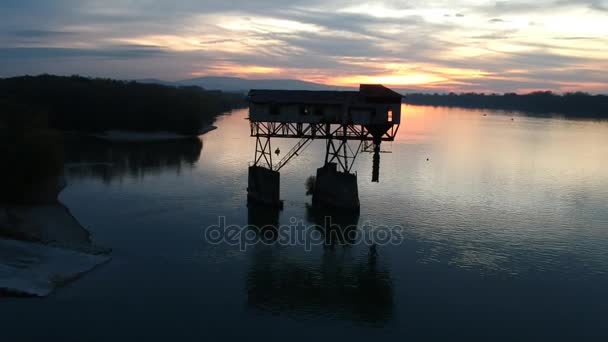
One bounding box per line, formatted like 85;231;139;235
1;0;607;93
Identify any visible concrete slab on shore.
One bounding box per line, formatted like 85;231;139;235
0;239;110;297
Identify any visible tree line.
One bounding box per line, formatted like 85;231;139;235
0;74;246;134
404;91;608;118
0;75;245;204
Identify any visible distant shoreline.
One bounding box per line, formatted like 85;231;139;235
403;92;608;119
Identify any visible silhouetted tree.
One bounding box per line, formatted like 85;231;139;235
0;75;246;134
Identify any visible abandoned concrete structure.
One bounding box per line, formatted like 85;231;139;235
247;84;402;210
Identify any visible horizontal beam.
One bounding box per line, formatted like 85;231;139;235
250;121;398;142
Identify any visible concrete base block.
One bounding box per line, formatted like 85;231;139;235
312;163;360;211
247;166;282;208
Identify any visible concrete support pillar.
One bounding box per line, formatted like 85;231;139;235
247;166;282;208
312;163;360;211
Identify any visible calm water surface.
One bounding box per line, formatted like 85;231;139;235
2;105;608;341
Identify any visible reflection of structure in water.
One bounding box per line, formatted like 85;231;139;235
305;203;360;246
64;137;202;183
247;198;361;246
246;244;393;323
247;202;281;241
246;202;391;323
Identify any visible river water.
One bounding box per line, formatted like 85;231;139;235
2;105;608;341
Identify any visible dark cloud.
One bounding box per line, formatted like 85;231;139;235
477;0;608;15
0;46;168;60
476;1;557;15
10;30;76;38
471;29;519;40
200;39;235;45
279;9;434;41
553;36;599;40
270;32;387;57
555;0;608;12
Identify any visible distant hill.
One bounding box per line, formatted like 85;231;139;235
135;76;350;92
135;78;178;87
136;76;434;94
176;76;350;93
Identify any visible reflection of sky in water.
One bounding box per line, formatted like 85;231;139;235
5;106;606;340
63;106;608;277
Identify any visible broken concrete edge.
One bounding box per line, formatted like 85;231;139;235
0;258;113;298
0;239;112;297
0;204;112;256
0;198;111;297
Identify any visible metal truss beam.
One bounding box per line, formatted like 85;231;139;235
251;121;400;175
274;136;314;172
250;122;399;142
254;136;273;170
325;138;364;174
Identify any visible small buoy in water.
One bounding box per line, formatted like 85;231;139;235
275;148;281;156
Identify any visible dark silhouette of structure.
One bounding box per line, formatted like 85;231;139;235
247;84;402;211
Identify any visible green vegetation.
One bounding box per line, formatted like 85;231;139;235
0;75;246;134
404;92;608;118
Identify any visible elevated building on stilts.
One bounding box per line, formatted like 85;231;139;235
247;84;402;211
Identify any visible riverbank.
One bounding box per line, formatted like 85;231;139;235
0;169;111;296
0;203;111;296
0;238;110;297
90;125;217;142
403;92;608;119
